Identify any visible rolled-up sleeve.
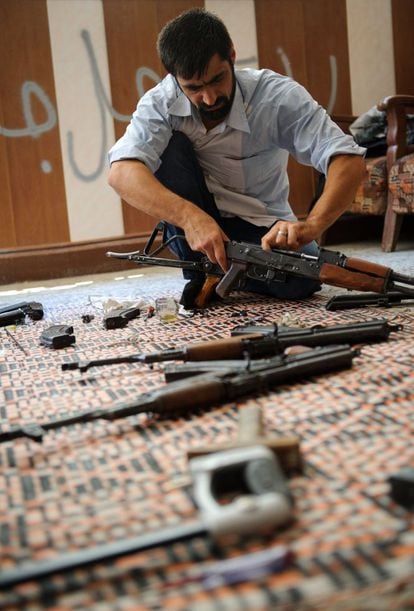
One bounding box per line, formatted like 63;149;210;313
108;82;174;173
271;79;366;175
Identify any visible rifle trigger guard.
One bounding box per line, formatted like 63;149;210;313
246;265;287;284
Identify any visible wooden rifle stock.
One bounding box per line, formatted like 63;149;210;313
194;276;221;309
319;263;388;292
344;257;391;278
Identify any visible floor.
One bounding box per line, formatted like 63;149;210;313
1;238;413;610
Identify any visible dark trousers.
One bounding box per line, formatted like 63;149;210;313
155;131;320;299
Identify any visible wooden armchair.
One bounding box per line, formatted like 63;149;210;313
379;95;414;251
328;97;414;251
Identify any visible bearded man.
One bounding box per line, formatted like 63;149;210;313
108;8;366;306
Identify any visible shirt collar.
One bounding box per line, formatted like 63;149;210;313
225;80;250;133
168;77;250;134
168;84;193;117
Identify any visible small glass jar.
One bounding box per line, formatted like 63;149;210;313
155;297;179;322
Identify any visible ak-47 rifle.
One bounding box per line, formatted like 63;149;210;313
1;344;358;443
106;223;414;308
61;318;401;374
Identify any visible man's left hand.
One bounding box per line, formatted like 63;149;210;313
261;220;319;251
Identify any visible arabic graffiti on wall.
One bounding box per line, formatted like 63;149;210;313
0;30;161;181
0;30;337;180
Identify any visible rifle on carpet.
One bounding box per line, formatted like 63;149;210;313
106;223;414;308
326;291;414;310
0;445;293;588
0;344;358;443
61;318;401;374
230;318;402;342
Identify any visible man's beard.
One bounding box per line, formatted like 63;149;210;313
197;66;236;122
198;95;233;121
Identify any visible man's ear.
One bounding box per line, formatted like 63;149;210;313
230;46;236;65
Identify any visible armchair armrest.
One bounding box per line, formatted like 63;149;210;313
377;95;414;170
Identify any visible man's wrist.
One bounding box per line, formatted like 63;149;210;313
304;215;332;239
173;198;203;230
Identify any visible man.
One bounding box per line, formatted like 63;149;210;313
108;8;366;306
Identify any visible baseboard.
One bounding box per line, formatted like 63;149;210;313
0;234;156;284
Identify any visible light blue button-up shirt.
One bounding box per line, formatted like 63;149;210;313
108;69;365;227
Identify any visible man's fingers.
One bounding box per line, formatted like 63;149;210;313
212;240;229;272
198;235;228;272
262;222;303;251
275;225;290;247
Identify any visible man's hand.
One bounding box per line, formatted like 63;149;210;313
108;160;230;271
182;211;230;271
261;220;318;252
262;154;366;252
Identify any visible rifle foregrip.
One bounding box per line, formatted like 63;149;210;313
185;334;261;361
320;263;387;292
345;257;391;278
155;375;228;412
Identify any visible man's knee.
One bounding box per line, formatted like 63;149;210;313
157;131;194;170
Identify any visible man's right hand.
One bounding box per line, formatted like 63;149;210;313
108;161;229;271
182;211;229;272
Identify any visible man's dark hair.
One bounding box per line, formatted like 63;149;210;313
157;8;233;79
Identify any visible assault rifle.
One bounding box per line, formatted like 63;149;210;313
0;344;358;443
106;224;414;308
61;318;401;373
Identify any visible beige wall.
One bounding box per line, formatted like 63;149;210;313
47;0;124;241
346;0;396;115
210;0;396;115
205;0;258;68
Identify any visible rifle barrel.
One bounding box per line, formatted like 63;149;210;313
0;521;205;588
61;335;266;373
61;347;191;372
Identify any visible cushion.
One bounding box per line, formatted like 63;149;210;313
389;153;414;214
349;106;414;154
349;156;387;215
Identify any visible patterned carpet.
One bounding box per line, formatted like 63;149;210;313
0;241;413;610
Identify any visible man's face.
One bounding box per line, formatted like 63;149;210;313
176;51;236;122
